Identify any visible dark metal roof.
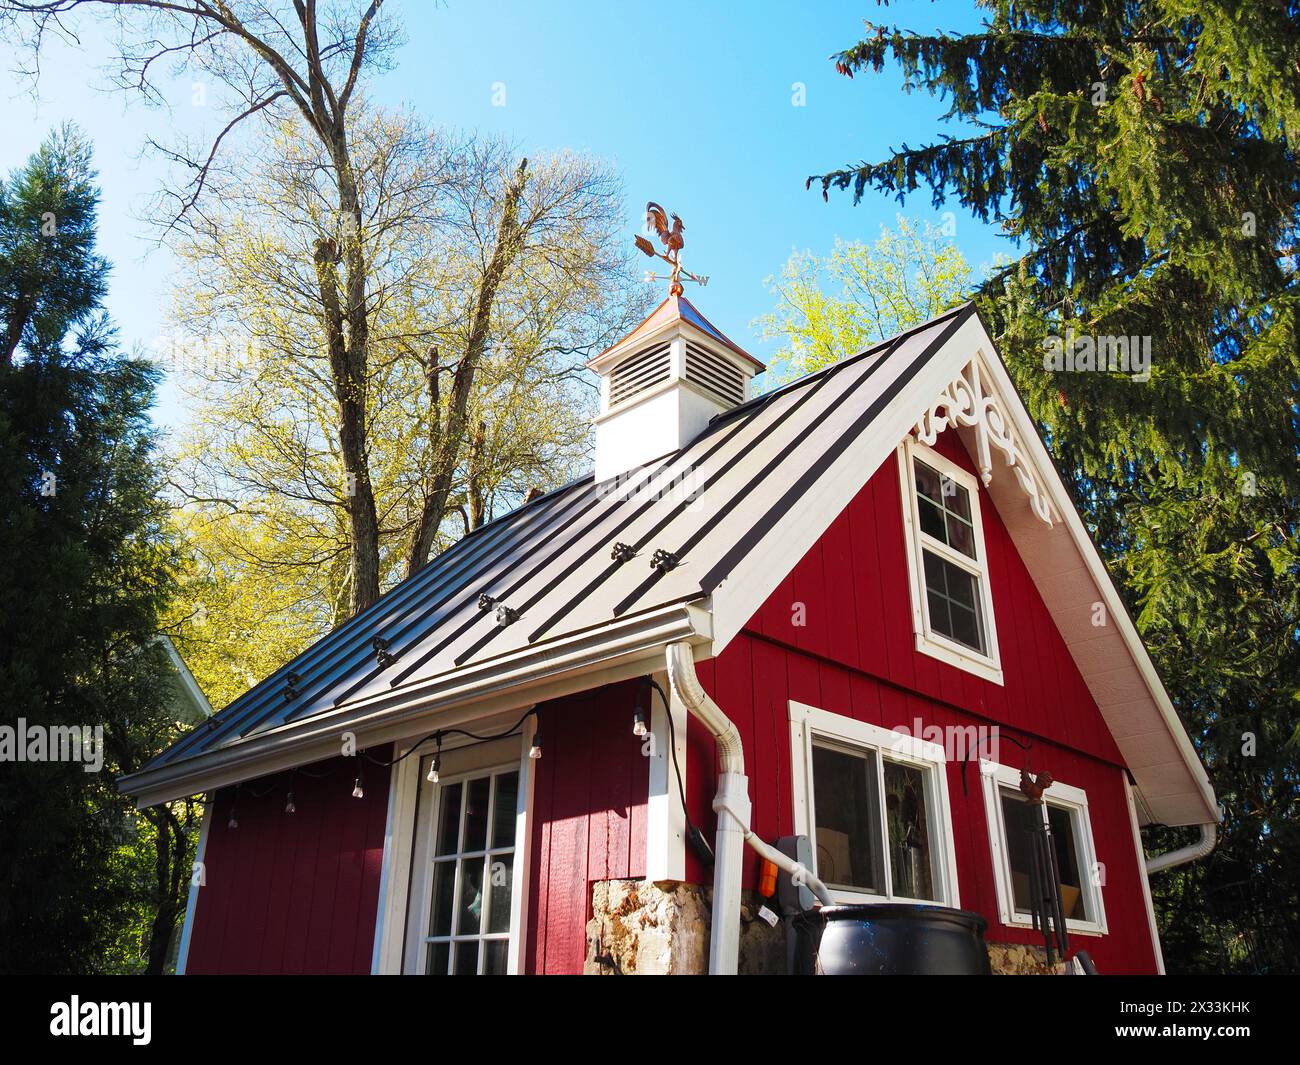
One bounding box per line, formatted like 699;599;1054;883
146;304;973;772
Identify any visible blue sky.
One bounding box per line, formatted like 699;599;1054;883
1;0;1008;432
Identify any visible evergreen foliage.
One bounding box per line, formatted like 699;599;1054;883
814;1;1299;972
0;128;193;974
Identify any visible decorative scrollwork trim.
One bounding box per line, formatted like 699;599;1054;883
913;356;1056;526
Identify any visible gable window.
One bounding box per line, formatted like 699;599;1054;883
979;760;1107;935
898;439;1002;684
790;702;960;906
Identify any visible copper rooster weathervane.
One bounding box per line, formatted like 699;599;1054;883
635;201;709;296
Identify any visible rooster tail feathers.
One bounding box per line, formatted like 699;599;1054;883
645;201;669;236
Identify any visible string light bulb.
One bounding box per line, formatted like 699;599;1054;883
352;776;365;799
633;707;649;738
284;790;296;814
227;810;239;829
528;730;542;760
426;753;441;784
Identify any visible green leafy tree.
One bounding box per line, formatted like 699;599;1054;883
756;216;972;381
0;128;194;974
812;3;1300;972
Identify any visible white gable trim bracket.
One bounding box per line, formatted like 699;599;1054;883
913;354;1058;528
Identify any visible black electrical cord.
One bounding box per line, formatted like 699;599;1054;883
360;706;539;768
647;677;715;866
959;729;1033;796
646;680;689;818
218;709;540;817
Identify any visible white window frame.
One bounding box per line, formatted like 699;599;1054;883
897;437;1004;685
979;759;1108;936
404;759;521;974
373;717;535;975
789;700;961;907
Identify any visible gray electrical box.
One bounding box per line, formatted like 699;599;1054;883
775;834;817;914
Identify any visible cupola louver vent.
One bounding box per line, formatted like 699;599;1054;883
609;341;672;408
587;294;764;482
684;341;746;406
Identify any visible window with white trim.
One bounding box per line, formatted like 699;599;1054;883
790;702;960;906
979;761;1107;935
401;750;526;975
421;767;518;974
898;439;1002;684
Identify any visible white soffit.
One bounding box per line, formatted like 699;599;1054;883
955;324;1217;828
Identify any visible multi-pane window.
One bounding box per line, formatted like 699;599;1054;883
900;443;1001;682
422;768;519;975
915;458;985;653
792;704;959;906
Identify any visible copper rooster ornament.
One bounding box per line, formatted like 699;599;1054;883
634;200;708;296
1019;768;1054;803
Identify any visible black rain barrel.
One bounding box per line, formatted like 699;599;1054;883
801;903;992;975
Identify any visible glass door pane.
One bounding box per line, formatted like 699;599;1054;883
422;767;518;975
883;759;936;900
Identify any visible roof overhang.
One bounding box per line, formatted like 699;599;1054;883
965;335;1218;827
120;600;711;808
588;294;766;373
158;635;213;721
705;307;1216;827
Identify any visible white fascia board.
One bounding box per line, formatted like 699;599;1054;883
971;338;1217;825
710;313;992;653
708;311;1215;827
121;601;712;808
158;635;214;718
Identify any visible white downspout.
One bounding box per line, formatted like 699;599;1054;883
666;641;833;975
1144;822;1217;876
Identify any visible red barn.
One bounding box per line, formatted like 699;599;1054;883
122;297;1217;975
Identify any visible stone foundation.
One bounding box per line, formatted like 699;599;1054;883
988;942;1062;974
585;879;785;975
585;879;1068;975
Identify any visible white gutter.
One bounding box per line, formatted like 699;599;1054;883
665;641;832;975
122;602;708;808
1145;822;1217;876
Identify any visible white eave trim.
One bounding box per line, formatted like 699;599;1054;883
588;316;759;375
157;635;214;718
120;600;712;809
971;346;1217;826
705;309;1214;827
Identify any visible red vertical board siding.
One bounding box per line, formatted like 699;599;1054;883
184;747;392;975
524;680;650;974
684;435;1158;973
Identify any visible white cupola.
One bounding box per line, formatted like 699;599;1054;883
587;294;765;483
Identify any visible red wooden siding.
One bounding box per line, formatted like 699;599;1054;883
185;749;391;975
525;679;650;974
685;432;1159;973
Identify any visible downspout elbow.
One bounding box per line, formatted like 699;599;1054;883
666;641;744;774
1145;822;1216;876
665;641;836;913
